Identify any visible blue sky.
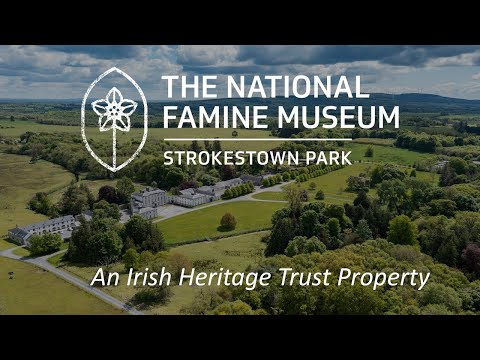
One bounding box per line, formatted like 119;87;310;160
2;45;480;99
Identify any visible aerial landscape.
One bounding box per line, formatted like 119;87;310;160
1;45;480;315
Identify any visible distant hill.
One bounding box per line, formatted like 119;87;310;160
2;93;480;115
147;93;480;115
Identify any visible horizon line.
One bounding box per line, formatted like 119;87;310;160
163;138;353;142
0;91;478;102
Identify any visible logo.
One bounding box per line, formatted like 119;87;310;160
81;67;148;172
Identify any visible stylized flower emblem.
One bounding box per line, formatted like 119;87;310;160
91;87;137;132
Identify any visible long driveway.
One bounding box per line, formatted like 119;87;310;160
0;247;143;315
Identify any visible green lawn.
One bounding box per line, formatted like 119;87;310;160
0;257;123;314
157;201;284;244
175;231;267;272
13;242;69;258
283;163;374;204
342;143;434;166
0;238;17;251
0;120;278;151
0;153;75;236
252;192;287;201
57;231;267;314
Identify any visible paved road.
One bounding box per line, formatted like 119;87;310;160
0;247;143;315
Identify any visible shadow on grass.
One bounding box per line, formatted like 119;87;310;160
2;237;20;247
216;225;236;233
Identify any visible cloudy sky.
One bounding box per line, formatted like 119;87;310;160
2;45;480;99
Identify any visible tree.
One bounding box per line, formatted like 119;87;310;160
90;231;123;264
300;210;320;238
410;169;417;177
346;175;370;193
327;218;340;238
10;115;14;122
300;189;309;202
93;200;120;221
122;215;166;252
190;140;201;152
212;300;254;315
282;172;291;181
213;140;222;152
323;283;385;315
29;233;62;255
377;179;407;214
29;192;56;216
123;248;140;271
418;283;462;312
309;182;317;191
364;146;374;157
426;199;457;217
98;185;119;204
222;188;232;199
387;215;418;246
285;236;326;256
462;244;480;277
116;177;135;204
416;215;455;262
232;130;239;138
165;167;186;188
220;213;237;231
315;190;325;200
283;184;304;217
130;285;172;307
58;183;95;215
355;219;373;241
265;217;297;256
167;253;193;280
68;217;123;264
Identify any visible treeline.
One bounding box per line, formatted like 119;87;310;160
29;177;135;218
221;182;255;199
395;131;480;153
262;174;283;187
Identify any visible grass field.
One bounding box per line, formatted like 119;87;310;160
294;163;375;204
57;231;267;314
176;231;267;272
251;192;286;201
156;201;284;244
279;163;439;205
0;257;122;314
0;120;278;151
0;238;16;251
0;153;75;236
342;143;434;166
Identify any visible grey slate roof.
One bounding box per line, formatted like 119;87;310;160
8;215;75;233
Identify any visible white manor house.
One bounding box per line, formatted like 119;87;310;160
130;177;252;220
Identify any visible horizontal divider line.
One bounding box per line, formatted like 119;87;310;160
163;138;353;142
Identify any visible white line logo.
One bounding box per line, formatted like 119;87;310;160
81;67;148;172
